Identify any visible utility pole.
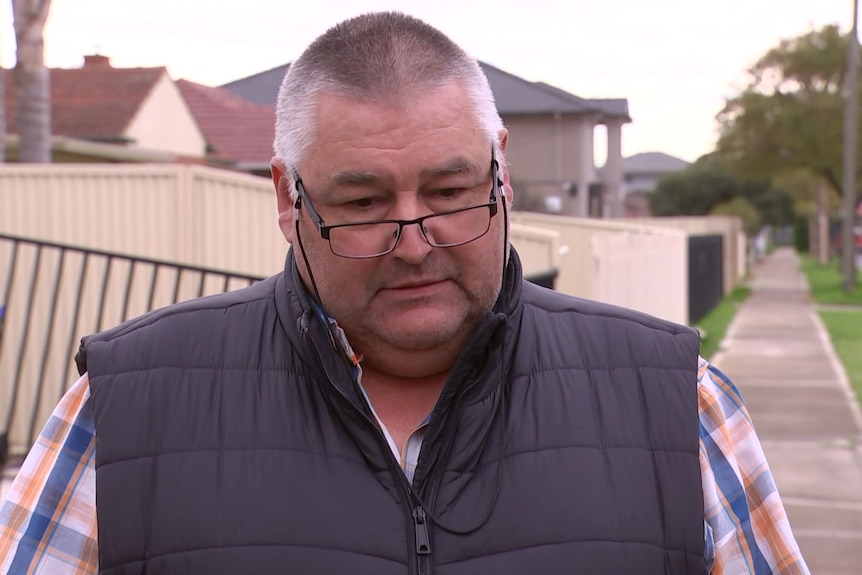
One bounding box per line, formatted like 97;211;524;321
842;0;859;292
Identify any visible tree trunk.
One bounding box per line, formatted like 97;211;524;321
13;0;52;163
0;68;6;162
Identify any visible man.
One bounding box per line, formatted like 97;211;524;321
0;11;808;575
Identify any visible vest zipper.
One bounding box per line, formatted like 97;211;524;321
413;506;432;555
303;325;432;575
414;506;432;575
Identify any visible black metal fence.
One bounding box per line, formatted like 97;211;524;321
0;233;263;468
688;234;724;325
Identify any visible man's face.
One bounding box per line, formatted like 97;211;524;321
274;81;510;362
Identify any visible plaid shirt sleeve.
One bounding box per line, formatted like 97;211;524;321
0;373;98;575
699;357;810;574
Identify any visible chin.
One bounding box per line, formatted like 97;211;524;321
379;312;468;351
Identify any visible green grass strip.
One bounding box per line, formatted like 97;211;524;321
819;310;862;406
800;255;862;306
696;286;752;361
800;254;862;406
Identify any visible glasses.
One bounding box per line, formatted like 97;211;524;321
292;153;501;259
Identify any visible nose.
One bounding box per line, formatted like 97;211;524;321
391;220;433;264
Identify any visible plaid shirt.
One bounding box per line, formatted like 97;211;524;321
0;358;809;574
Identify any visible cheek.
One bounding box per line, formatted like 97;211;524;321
453;230;505;282
316;258;378;300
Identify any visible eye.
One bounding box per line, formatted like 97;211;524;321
435;188;464;199
344;196;381;210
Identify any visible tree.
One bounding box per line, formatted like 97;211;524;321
648;154;798;231
0;68;6;162
649;166;739;216
739;179;796;227
12;0;52;162
716;24;853;193
710;197;762;237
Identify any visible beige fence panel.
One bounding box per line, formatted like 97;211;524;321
186;168;286;276
510;212;688;324
0;164;287;278
591;231;688;325
620;216;746;295
509;223;559;278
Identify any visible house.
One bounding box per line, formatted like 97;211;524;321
221;62;631;217
175;80;275;176
2;55;207;163
3;56;275;176
599;152;690;217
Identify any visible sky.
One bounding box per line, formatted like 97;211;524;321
0;0;854;165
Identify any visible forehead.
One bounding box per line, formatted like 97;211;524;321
301;81;488;183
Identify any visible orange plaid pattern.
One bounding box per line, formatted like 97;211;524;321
0;374;97;574
698;358;809;574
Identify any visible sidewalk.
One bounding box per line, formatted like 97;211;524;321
712;247;862;575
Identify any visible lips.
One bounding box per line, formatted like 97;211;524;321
388;279;445;290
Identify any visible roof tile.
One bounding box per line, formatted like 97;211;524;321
2;60;165;140
176;79;275;165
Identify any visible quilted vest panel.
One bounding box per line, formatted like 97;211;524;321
79;256;705;575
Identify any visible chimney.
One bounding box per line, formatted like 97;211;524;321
83;54;111;68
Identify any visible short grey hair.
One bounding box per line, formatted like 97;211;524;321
274;11;505;194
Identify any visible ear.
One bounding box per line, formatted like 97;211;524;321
271;157;296;244
497;129;513;207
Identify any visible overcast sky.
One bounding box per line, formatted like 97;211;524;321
0;0;854;164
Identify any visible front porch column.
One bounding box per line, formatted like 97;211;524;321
573;116;594;218
603;119;624;218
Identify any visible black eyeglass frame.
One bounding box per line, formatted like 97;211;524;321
291;150;501;259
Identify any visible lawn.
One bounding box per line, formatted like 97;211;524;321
800;255;862;404
819;311;862;404
696;286;752;361
800;255;862;306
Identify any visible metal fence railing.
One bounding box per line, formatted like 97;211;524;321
0;232;264;470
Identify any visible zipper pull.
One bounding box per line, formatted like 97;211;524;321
413;507;432;555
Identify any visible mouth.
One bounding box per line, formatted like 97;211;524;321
384;279;448;293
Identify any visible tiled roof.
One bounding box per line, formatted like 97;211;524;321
622;152;690;174
2;57;165;140
532;82;629;120
480;64;593;115
176;79;275;166
219;61;631;120
220;64;289;107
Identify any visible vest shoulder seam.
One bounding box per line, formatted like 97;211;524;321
521;299;693;336
89;278;278;344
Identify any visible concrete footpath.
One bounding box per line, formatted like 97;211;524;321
712;248;862;575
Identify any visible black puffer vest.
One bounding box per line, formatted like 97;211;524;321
77;249;706;574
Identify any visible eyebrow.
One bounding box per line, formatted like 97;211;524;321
419;157;484;179
323;156;486;191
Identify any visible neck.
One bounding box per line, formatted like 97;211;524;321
359;360;449;451
359;337;465;379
